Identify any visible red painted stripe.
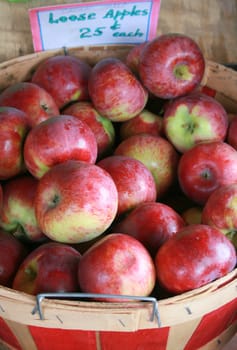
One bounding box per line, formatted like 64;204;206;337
184;298;237;350
29;326;97;350
0;317;22;350
99;327;170;350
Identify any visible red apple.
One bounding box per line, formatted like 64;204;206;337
0;174;46;242
78;233;156;301
139;33;205;99
112;202;185;257
0;82;60;128
155;224;237;294
97;155;157;216
0;106;30;180
178;141;237;205
24;114;98;179
114;134;179;198
12;242;81;295
119;109;164;141
31;55;92;109
34;160;118;244
88;57;148;122
163;92;228;153
125;42;147;75
0;229;27;287
63;101;115;159
227;115;237;150
202;183;237;248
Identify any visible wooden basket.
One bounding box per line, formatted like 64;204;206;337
0;45;236;350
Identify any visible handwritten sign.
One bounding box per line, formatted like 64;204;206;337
29;0;161;52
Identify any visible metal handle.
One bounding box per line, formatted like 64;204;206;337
32;292;161;327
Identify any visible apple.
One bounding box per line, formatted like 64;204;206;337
63;101;115;159
119;109;164;141
163;92;229;153
88;57;148;122
202;183;237;248
181;206;203;225
24;114;98;179
97;155;157;216
125;42;147;75
114;134;179;198
0;82;60;128
0;106;30;180
0;174;46;242
155;224;237;294
31;55;92;109
34;160;118;244
139;33;205;99
112;201;185;257
12;242;81;295
227;115;237;150
0;229;27;287
78;233;156;301
178;141;237;205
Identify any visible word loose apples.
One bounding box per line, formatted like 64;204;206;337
13;242;81;295
35;160;118;244
139;33;205;99
78;233;156;301
88;57;148;122
115;134;179;198
178;141;237;205
24;114;98;179
0;106;29;180
31;55;92;109
155;224;237;294
163;92;228;153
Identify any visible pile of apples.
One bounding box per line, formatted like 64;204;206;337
0;33;236;301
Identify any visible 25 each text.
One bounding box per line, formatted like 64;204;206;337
79;27;144;38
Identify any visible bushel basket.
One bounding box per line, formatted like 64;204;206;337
0;45;236;350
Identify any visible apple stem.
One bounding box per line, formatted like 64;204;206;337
174;64;194;81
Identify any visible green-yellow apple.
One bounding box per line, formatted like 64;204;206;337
34;160;118;244
114;134;179;198
0;174;46;242
163;92;229;153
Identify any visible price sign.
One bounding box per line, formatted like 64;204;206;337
29;0;161;52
